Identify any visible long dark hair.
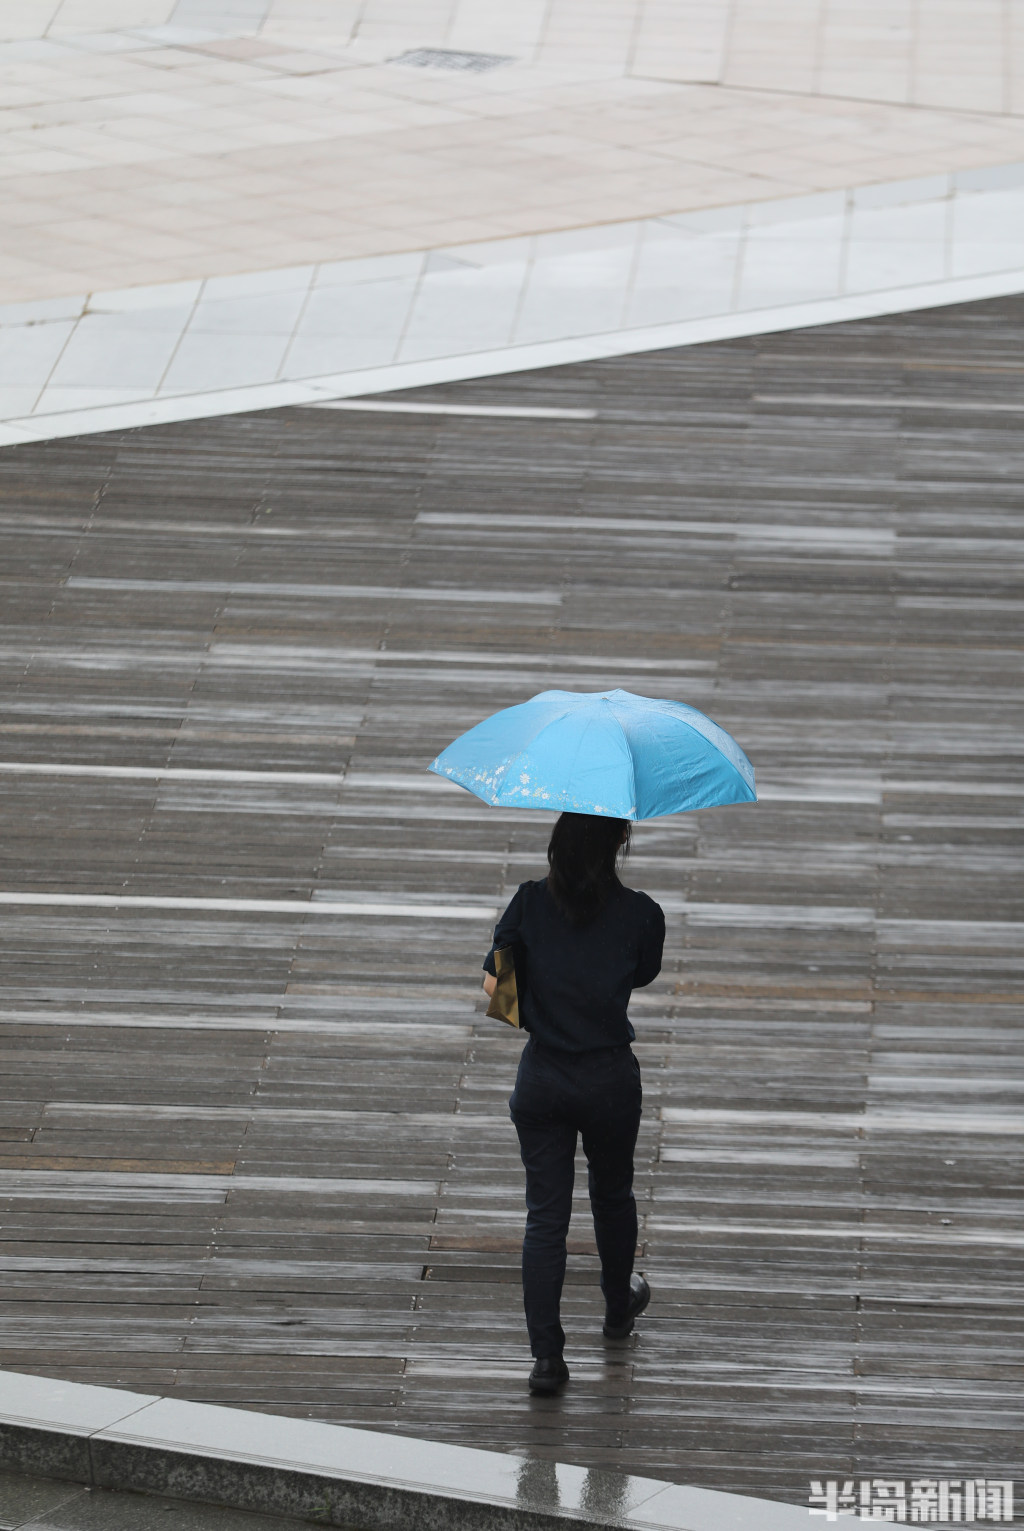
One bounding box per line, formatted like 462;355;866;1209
546;812;631;927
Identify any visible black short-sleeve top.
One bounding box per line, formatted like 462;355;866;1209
483;877;665;1052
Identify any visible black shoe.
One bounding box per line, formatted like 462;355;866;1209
603;1273;650;1339
528;1356;569;1394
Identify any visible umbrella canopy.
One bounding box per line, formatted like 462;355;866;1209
428;688;755;820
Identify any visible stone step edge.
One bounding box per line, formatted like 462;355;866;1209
0;1367;812;1531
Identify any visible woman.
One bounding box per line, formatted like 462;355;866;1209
482;811;665;1395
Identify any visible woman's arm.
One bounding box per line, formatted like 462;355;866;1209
482;885;526;993
633;897;666;988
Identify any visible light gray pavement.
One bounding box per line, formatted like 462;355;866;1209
0;1468;321;1531
3;1;1024;306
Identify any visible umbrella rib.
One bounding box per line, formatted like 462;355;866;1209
601;697;638;819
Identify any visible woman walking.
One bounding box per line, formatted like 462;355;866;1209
482;811;665;1395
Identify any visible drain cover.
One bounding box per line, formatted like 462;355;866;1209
391;47;513;72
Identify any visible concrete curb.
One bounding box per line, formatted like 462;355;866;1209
0;1369;814;1530
3;261;1024;449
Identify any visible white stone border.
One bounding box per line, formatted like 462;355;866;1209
0;1368;813;1529
2;268;1023;449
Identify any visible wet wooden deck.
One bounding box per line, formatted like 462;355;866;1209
1;296;1023;1511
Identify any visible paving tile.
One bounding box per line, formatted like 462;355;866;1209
398;259;527;363
0;1470;84;1530
623;229;740;329
87;280;203;312
28;385;159;412
0;323;75;394
737;210;846;311
0;1469;321;1531
39;310;186;394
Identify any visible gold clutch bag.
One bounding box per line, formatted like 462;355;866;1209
485;945;520;1029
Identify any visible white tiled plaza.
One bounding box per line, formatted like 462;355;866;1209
1;0;1024;444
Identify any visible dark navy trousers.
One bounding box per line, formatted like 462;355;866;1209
509;1035;642;1358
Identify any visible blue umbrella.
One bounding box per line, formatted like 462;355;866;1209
428;688;755;820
